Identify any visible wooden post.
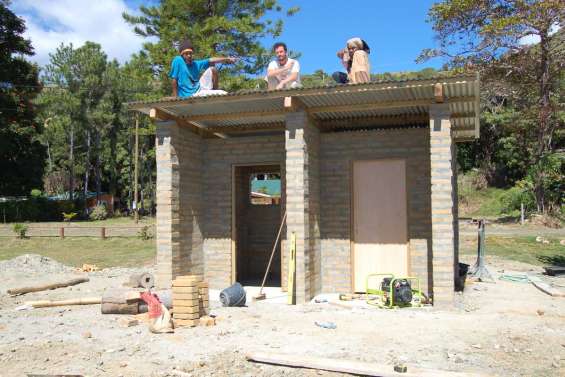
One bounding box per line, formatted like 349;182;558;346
520;203;525;225
287;232;296;305
59;227;65;239
134;113;139;224
101;227;106;239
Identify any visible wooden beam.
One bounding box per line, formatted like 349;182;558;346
434;83;444;103
150;107;223;138
206;122;285;133
321;114;429;130
284;96;307;112
246;352;490;377
182;109;287;122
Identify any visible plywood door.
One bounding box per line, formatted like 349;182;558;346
353;160;408;292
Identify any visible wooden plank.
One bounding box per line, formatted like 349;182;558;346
352;160;408;292
8;277;89;296
246;352;489;377
529;276;565;297
25;297;101;308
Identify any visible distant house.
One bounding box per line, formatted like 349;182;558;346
251;179;281;205
48;192;115;214
130;75;480;306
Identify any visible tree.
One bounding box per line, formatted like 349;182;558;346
123;0;299;93
420;0;564;213
0;1;45;196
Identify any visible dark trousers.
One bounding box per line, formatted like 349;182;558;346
332;71;349;84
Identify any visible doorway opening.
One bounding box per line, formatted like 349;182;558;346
233;164;282;286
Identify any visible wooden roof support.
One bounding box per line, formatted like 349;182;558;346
285;96;320;129
434;83;444;103
320;114;429;130
150;107;225;138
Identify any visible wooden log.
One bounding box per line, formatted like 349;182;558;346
127;273;155;289
25;297;101;308
529;276;565;297
100;288;141;314
245;352;490;377
8;277;89;296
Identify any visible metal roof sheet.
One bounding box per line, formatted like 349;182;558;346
129;74;480;140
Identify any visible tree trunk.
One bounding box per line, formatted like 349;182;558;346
84;129;91;213
95;131;102;203
69;123;75;202
534;29;552;214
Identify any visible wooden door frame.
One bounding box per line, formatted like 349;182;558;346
349;158;411;293
231;162;283;286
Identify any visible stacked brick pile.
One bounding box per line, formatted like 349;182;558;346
172;275;212;327
172;275;202;327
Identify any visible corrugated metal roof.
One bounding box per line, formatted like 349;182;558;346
129;74;480;140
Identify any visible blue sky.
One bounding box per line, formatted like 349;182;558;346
264;0;445;74
12;0;446;75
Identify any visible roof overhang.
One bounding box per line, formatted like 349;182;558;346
128;75;480;142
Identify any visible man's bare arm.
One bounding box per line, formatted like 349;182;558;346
171;78;178;97
209;57;238;65
277;71;298;88
267;62;294;77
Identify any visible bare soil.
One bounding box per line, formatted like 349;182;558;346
0;254;564;377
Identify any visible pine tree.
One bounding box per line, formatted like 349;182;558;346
123;0;299;92
0;1;46;196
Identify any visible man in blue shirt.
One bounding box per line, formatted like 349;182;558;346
169;39;238;98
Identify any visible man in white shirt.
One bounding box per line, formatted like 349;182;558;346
266;42;301;90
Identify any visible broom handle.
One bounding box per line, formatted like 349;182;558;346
259;211;287;294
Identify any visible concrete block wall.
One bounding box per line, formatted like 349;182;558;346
284;111;321;303
319;127;432;295
429;104;456;306
155;121;203;288
202;135;285;289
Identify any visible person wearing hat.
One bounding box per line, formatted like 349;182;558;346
169;39;238;98
332;38;371;84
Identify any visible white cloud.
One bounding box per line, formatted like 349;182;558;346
11;0;147;67
519;23;561;46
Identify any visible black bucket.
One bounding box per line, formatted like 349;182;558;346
220;282;246;307
455;263;469;292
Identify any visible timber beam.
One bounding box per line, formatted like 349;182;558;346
149;107;225;138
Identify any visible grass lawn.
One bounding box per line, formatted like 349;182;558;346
0;237;156;269
460;234;565;267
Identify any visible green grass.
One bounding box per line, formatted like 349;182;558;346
460;235;565;266
0;237;156;268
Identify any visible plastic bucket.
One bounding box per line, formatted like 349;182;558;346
219;282;246;307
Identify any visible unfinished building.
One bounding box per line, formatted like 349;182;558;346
129;75;480;306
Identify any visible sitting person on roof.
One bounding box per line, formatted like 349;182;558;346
169;39;238;98
332;38;371;84
266;42;302;90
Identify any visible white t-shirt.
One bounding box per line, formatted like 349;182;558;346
267;58;301;86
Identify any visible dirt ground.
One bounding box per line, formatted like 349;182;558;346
0;254;564;377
